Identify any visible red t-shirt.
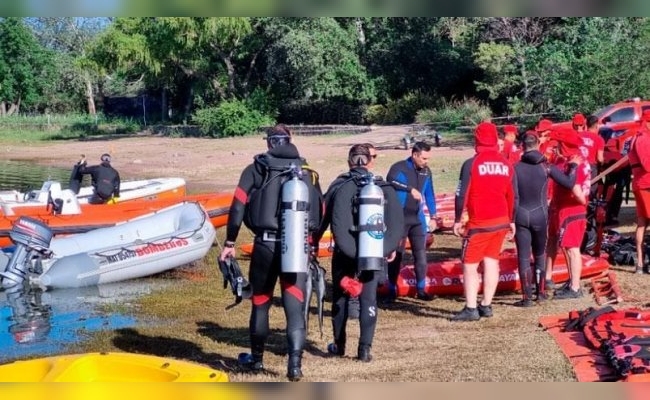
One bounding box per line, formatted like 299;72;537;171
502;139;522;164
629;131;650;190
579;130;605;165
549;158;590;213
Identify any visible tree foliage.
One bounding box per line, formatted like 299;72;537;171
3;17;650;130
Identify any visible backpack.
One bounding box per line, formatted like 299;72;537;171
244;154;323;235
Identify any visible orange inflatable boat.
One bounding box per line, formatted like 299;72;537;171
380;248;610;297
0;192;233;248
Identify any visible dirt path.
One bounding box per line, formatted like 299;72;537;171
2;126;474;193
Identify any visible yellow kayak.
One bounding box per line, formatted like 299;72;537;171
0;352;229;382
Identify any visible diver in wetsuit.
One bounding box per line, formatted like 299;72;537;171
318;144;403;362
513;133;580;307
219;124;323;381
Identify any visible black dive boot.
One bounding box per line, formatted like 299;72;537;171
357;344;372;363
287;329;306;381
238;336;265;372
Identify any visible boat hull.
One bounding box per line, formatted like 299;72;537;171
32;202;216;289
379;249;610;297
1;178;187;211
0;352;228;382
0;192;231;248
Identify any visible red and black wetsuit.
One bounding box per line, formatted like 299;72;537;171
514;150;577;300
225;143;323;367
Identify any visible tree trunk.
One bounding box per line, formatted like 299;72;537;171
0;102;5;116
182;82;194;125
85;76;96;115
161;87;168;122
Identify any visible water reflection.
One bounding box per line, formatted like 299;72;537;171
0;280;170;363
0;160;87;192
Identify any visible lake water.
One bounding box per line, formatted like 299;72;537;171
0;161;144;363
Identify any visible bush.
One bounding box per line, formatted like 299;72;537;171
193;99;276;138
415;97;492;129
365;92;438;125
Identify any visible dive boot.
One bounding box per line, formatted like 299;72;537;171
287;355;303;382
357;344;373;363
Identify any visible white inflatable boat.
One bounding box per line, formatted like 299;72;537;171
0;202;216;289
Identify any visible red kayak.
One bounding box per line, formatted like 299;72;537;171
379;249;610;297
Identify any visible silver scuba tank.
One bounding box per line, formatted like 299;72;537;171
357;177;385;271
280;166;310;273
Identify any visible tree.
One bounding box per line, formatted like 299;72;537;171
27;17;108;114
0;18;53;116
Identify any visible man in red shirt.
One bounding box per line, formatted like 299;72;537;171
545;128;591;299
536;119;557;163
579;114;606;197
451;122;516;321
501;124;521;164
628;110;650;273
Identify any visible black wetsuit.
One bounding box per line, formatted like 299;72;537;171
385;158;437;297
78;162;120;204
514;150;577;300
224;143;323;371
319;167;404;357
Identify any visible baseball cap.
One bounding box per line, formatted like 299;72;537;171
535;119;553;132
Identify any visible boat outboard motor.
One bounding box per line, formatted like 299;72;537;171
356;175;385;272
280;163;309;274
0;217;53;289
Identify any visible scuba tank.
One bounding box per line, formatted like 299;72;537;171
356;176;385;271
280;164;310;274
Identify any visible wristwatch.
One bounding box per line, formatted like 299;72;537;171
224;240;235;248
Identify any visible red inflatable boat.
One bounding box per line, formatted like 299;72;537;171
380;248;610;297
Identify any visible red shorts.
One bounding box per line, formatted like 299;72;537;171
549;208;586;249
634;189;650;219
461;228;508;264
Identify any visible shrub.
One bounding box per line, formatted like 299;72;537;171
415;97;492;129
193;99;276;138
365;92;438;125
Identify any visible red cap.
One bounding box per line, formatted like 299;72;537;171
535;119;553;132
475;122;499;147
642;109;650;122
503;124;518;134
572;113;586;126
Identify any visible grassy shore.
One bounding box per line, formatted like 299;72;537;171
1;128;646;382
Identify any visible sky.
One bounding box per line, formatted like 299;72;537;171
1;0;649;17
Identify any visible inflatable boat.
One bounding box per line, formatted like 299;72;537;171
0;191;232;248
380;248;611;297
0;177;186;210
0;202;216;289
0;352;228;382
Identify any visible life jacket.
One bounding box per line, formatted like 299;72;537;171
243;153;322;235
329;171;403;259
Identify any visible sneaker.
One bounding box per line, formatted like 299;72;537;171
379;294;396;305
513;299;534;308
553;287;584;299
327;342;345;357
416;291;435;301
545;279;555;291
451;306;480;321
478;304;493;318
237;353;264;372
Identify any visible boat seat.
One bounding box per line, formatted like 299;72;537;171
56;190;82;215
